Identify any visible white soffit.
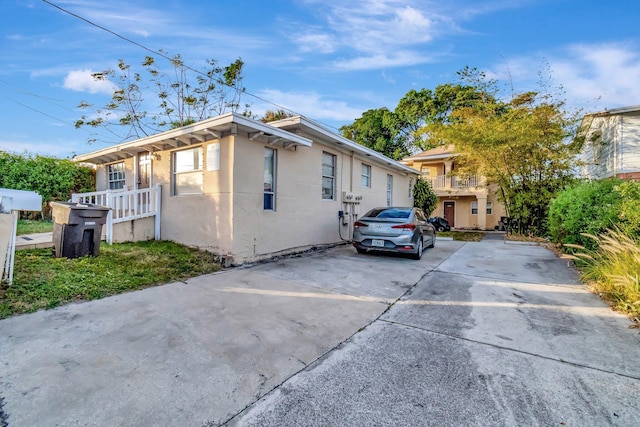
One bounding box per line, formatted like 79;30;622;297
74;113;313;165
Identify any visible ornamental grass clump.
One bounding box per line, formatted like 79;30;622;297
563;229;640;319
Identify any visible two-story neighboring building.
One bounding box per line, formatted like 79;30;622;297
578;105;640;180
402;145;505;230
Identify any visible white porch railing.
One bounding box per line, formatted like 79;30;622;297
71;185;161;244
426;175;480;190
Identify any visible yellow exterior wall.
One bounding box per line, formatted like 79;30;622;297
229;136;415;262
157;137;235;255
112;217;155;243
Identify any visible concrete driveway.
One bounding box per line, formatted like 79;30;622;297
1;239;639;426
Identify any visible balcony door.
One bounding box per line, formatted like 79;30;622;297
444;201;455;228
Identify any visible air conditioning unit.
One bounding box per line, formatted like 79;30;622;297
342;192;363;203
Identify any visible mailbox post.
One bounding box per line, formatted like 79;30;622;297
0;189;43;285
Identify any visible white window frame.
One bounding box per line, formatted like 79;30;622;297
486;201;493;215
322;152;336;200
471;201;478;215
361;163;371;188
264;147;276;210
386;174;393;206
172;146;203;196
107;162;125;190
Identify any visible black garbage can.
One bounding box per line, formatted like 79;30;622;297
50;201;111;258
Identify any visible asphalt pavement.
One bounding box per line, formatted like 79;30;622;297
1;239;639;426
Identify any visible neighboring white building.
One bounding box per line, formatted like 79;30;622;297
578;106;640;180
74;113;420;264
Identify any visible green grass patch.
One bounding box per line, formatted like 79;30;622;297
438;231;486;242
17;219;53;235
1;240;221;319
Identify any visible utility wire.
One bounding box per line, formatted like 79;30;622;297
41;0;342;132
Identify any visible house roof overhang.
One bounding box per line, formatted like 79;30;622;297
401;145;456;163
73;112;313;165
268;115;420;176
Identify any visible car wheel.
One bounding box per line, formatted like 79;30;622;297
437;226;445;232
427;235;435;248
411;239;423;260
356;247;367;254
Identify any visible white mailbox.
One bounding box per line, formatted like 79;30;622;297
0;188;43;213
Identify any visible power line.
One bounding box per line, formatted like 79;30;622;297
41;0;343;131
1;95;70;125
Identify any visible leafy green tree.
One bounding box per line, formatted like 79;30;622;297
412;177;438;216
424;68;582;235
341;82;494;158
75;53;247;142
340;108;408;160
0;152;95;218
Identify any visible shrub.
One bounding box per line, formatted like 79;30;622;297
0;152;95;218
548;179;624;250
413;177;438;216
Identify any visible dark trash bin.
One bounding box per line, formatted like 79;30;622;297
50;201;111;258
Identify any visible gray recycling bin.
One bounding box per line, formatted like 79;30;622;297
50;201;111;258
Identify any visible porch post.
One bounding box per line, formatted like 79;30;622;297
154;184;161;240
443;161;453;188
476;195;488;230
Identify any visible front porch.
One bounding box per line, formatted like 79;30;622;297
71;186;161;244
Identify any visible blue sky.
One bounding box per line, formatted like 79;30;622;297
3;0;640;158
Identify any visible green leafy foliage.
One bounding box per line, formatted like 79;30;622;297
549;179;640;250
340;82;494;158
75;53;247;142
412;177;438;215
340;108;409;160
425;67;582;236
0;152;95;217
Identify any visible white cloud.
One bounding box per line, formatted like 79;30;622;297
57;0;173;36
287;0;489;70
295;33;336;54
494;42;640;111
256;89;365;122
63;69;115;94
333;51;433;71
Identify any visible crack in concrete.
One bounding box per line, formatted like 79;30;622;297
379;318;640;381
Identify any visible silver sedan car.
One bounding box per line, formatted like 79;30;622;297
352;207;436;260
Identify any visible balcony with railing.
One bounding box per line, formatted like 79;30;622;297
424;175;484;195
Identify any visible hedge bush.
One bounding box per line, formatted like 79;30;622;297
0;152;95;218
548;178;640;250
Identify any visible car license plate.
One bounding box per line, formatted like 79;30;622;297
372;239;385;247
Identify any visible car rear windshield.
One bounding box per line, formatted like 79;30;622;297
366;208;411;219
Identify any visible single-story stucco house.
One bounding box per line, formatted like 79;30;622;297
73;113;420;264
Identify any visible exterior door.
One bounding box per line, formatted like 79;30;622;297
444;201;455;228
136;153;152;212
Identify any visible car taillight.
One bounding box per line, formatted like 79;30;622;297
391;223;416;230
354;221;368;228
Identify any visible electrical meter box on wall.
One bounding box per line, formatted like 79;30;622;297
342;192;363;203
